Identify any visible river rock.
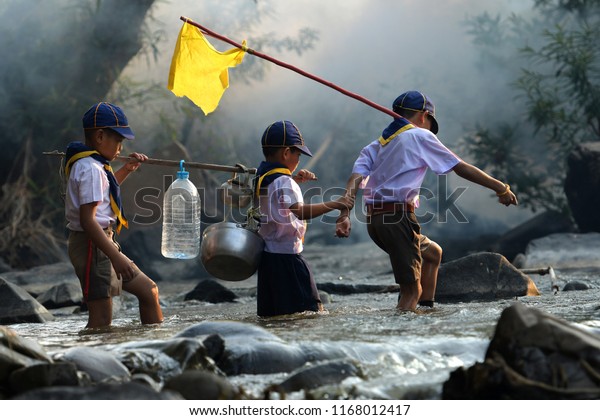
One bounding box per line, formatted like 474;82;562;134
442;302;600;399
13;381;180;400
436;252;539;302
36;282;82;309
58;347;131;383
0;262;79;296
522;232;600;269
316;282;392;295
490;210;576;261
175;321;312;375
176;320;283;343
106;337;222;382
9;362;80;395
1;326;52;386
0;278;54;324
274;359;364;394
562;281;590;291
564;142;600;233
163;370;240;399
184;279;238;303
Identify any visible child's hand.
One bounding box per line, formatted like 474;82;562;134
124;152;147;173
337;194;355;210
293;169;317;183
498;190;518;206
111;253;137;280
335;215;352;238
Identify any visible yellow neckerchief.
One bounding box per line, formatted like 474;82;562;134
65;150;128;233
378;122;415;146
254;167;307;243
255;167;292;198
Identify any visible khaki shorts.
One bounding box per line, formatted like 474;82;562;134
67;227;139;302
366;211;431;285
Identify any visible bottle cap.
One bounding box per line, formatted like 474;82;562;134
177;159;189;179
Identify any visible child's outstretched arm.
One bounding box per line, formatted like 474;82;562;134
289;194;354;220
452;161;518;206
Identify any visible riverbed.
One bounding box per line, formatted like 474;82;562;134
8;242;600;399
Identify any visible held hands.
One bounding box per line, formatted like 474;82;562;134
293;169;317;183
335;215;351;238
124;152;147;173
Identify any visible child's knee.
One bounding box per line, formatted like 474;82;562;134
424;242;443;264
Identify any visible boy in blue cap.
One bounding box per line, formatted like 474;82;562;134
336;91;518;311
255;120;354;317
64;102;163;328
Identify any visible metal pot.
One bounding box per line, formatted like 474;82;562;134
200;221;264;281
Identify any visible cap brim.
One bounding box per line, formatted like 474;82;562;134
294;144;313;157
430;116;439;135
110;126;135;140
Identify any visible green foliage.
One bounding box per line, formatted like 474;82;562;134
463;0;600;213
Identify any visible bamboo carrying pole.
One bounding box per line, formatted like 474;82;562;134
180;16;404;121
43;151;256;174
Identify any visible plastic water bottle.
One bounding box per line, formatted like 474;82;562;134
161;160;200;259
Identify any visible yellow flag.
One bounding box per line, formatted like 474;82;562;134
168;22;246;115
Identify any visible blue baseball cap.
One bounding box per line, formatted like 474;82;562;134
261;120;313;156
392;91;439;134
82;102;135;140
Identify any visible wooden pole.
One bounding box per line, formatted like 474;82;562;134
43;151;256;174
180;16;403;121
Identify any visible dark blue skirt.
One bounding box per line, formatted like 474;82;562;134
257;251;321;317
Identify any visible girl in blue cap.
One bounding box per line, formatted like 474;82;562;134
254;120;354;317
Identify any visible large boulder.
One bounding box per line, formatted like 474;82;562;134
175;321;307;375
184;279;238;303
443;303;600;399
0;278;54;324
0;262;78;296
1;326;52;385
521;232;600;269
490;211;576;262
13;381;180;400
274;359;364;394
36;282;82;309
436;252;539;302
58;347;131;383
564;142;600;233
163;370;240;400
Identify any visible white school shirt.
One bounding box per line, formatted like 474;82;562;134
258;175;305;254
352;126;461;207
65;157;115;231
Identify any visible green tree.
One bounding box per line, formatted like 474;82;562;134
0;0;317;268
461;0;600;213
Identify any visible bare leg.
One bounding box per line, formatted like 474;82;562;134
123;272;163;324
420;241;442;302
397;281;422;311
86;297;113;328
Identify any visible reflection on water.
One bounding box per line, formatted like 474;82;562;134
7;267;600;399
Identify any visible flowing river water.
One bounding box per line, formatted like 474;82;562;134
8;242;600;399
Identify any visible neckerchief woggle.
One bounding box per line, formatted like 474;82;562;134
254;161;292;198
378;117;415;146
64;141;128;233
